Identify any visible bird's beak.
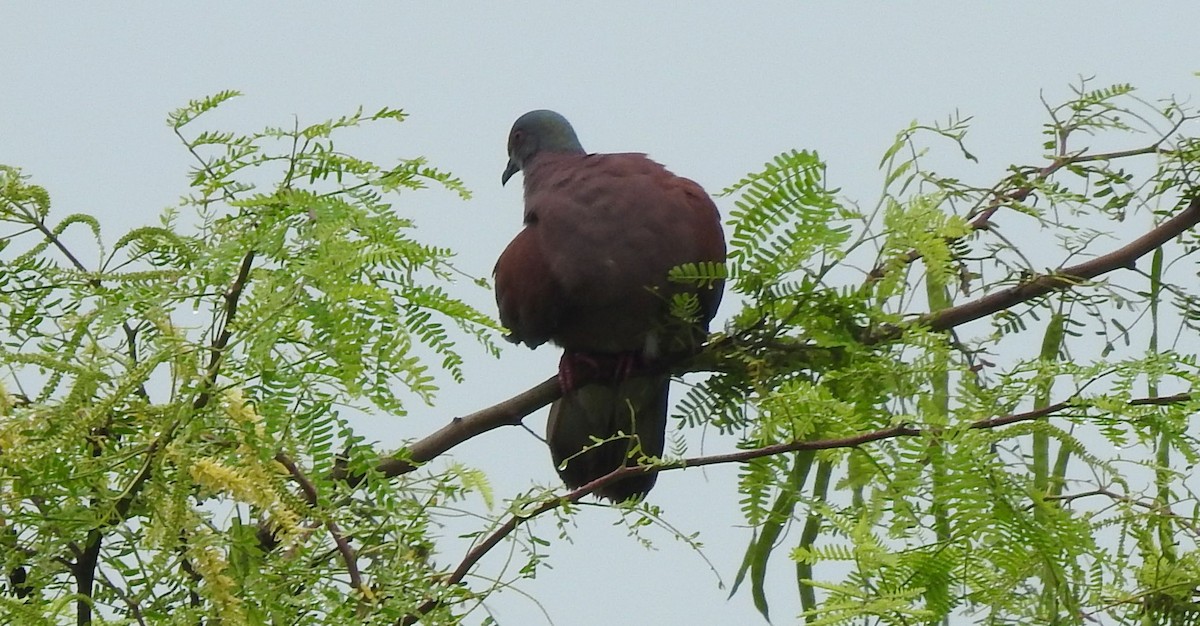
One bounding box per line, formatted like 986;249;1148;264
501;158;519;186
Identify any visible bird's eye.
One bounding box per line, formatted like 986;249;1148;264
508;130;525;153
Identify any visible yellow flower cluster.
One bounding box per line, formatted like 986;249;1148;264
185;529;246;623
0;380;12;414
221;388;265;440
189;457;301;544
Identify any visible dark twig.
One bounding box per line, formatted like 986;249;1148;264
177;531;204;610
94;566;149;626
194;250;256;411
276;453;364;592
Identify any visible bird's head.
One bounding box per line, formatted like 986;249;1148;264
502;109;585;185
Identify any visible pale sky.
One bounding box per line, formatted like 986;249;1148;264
3;4;1199;624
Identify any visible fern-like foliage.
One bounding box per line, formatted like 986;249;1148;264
696;78;1200;625
0;96;495;624
725;149;851;296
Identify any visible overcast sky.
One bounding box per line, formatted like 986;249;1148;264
3;4;1199;625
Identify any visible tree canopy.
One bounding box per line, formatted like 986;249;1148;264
2;81;1200;625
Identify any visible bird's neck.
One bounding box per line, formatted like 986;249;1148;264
522;152;587;190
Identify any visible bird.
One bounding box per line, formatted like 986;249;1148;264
494;110;726;500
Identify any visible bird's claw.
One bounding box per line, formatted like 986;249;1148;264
557;350;646;394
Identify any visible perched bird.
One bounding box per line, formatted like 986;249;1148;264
494;110;726;500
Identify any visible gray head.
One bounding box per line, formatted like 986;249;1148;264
502;110;586;185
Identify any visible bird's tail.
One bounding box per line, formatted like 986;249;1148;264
546;374;670;501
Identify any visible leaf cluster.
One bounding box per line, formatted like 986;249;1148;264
679;78;1200;624
0;94;495;624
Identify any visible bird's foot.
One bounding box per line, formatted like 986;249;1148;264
557;351;581;394
612;351;644;381
558;350;647;394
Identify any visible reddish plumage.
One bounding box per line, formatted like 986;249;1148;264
495;111;725;500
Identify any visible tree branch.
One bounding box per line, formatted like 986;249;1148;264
397;391;1193;624
72;529;102;626
194;250;256;411
364;197;1200;484
94;565;148;626
341;377;563;484
917;195;1200;334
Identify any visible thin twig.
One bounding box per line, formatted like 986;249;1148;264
397;391;1194;624
94;566;148;626
194;250;256;410
177;530;204;610
1045;486;1200;538
276;453;364;592
865;117;1192;281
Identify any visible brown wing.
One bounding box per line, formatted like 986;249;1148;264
678;179;727;326
493;225;565;348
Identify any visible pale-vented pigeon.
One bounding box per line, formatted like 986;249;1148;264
495;110;726;500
